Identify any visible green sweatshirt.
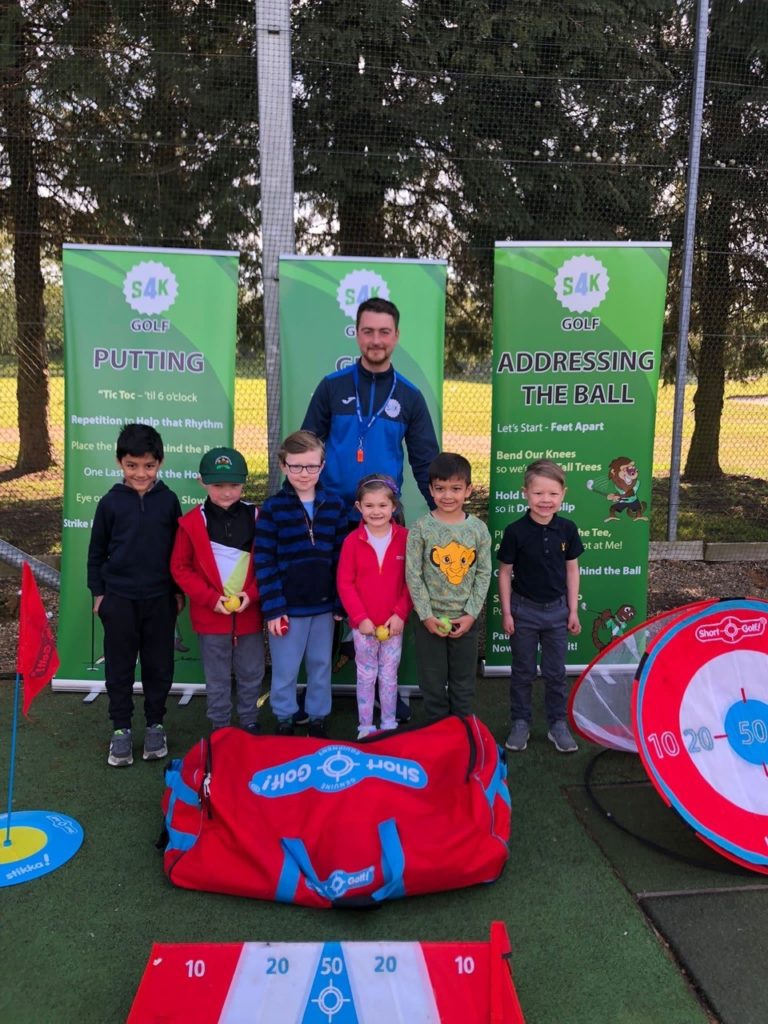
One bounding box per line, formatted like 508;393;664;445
405;512;492;621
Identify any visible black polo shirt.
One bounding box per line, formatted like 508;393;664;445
496;511;584;603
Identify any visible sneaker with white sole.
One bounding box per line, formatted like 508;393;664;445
547;720;578;753
357;724;376;740
505;720;530;752
380;718;398;731
143;723;168;760
108;728;133;767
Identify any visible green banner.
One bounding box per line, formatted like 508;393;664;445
279;256;446;686
57;245;240;690
486;242;670;672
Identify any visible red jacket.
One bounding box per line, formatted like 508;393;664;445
336;522;413;629
171;505;263;636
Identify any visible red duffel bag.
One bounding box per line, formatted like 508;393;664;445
161;715;510;908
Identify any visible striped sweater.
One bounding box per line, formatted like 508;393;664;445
253;481;347;620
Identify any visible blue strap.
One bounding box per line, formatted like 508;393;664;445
372;818;406;901
276;845;303;903
165;793;198;852
164;760;201;853
484;754;512;810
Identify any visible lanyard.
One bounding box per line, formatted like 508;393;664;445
353;363;397;463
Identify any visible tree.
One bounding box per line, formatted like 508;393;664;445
683;0;768;479
0;1;53;471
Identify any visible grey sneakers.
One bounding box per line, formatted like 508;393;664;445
505;719;579;752
107;728;133;767
505;720;530;752
547;720;579;753
143;723;168;760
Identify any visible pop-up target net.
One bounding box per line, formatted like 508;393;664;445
569;597;768;875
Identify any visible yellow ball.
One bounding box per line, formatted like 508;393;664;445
375;625;390;642
223;595;241;612
437;616;453;634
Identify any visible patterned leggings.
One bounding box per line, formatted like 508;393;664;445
352;630;404;728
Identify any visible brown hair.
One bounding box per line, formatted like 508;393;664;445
277;430;325;463
524;459;566;488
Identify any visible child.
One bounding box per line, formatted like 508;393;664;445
497;459;583;753
171;447;264;734
336;475;413;739
254;430;347;738
87;423;183;766
405;452;491;722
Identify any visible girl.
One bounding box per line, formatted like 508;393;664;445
336;475;413;739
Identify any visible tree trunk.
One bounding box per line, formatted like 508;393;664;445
683;42;734;481
338;192;385;257
1;3;54;473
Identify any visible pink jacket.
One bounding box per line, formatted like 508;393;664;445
336;522;413;629
171;504;263;636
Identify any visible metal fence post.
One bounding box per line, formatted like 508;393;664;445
255;0;295;491
668;0;710;540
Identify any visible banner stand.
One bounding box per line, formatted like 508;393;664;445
484;241;670;676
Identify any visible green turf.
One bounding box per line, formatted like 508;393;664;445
565;758;762;894
642;892;768;1024
0;678;712;1024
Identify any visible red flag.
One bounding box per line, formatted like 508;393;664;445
17;562;60;716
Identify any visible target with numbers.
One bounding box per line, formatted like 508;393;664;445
127;923;526;1023
633;598;768;872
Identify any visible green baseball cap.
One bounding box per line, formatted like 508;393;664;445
199;447;248;484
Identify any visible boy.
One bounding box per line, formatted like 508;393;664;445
171;447;264;734
497;459;583;753
87;423;183;766
405;452;492;722
254;430;347;738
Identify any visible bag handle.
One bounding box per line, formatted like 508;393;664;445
277;818;406;906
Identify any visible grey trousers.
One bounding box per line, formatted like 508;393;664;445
198;632;265;728
509;594;569;726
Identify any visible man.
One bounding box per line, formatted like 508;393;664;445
302;297;439;526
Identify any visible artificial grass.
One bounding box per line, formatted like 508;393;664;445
642;892;768;1024
1;677;711;1024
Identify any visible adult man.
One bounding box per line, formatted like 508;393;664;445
302;297;439;525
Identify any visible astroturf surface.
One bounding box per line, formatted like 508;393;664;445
1;677;724;1024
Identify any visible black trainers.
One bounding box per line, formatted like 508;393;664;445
243;722;261;736
292;708;309;727
107;728;133;767
143;724;168;760
277;719;294;736
308;718;326;738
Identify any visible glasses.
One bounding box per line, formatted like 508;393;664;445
284;463;323;475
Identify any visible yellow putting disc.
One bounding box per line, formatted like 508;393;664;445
0;826;47;863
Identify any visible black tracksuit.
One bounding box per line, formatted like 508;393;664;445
87;481;181;729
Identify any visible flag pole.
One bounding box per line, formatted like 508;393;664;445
4;673;22;846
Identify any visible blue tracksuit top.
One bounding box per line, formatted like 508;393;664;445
302;359;439;519
253;481;347;620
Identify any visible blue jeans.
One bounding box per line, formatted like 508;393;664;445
267;613;334;721
509;594;568;726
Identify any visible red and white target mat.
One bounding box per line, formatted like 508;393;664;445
127;922;525;1023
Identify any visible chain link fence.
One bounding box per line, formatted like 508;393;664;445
1;0;767;559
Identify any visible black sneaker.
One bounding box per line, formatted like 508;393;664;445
308;718;326;738
243;722;261;736
292;708;309;727
277;719;294;736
